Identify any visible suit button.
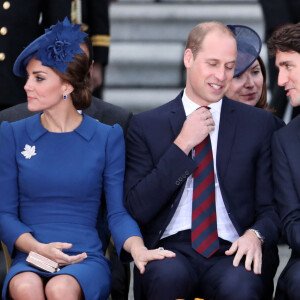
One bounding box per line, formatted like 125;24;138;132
0;27;7;35
3;1;10;9
175;180;180;185
171;204;174;209
185;171;189;175
159;230;162;234
0;53;5;61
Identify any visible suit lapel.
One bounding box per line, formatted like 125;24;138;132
217;97;237;179
166;92;189;211
169;91;186;139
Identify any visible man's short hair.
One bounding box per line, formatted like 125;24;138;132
268;22;300;56
185;22;235;59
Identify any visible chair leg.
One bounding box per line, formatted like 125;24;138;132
1;241;11;272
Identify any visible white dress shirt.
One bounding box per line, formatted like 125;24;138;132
161;90;239;242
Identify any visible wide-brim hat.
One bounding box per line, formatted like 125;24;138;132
227;25;262;77
14;17;87;77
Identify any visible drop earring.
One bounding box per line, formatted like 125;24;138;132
63;94;68;100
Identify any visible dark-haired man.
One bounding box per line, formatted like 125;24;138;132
268;22;300;299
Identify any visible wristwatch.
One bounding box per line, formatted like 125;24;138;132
247;229;264;244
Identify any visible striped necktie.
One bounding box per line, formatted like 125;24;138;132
191;133;219;258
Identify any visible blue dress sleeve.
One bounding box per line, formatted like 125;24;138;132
0;122;32;256
103;124;142;261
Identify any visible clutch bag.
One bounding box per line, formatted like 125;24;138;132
26;251;60;273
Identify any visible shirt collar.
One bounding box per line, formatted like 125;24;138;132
182;88;222;117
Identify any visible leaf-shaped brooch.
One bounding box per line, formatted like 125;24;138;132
21;144;37;159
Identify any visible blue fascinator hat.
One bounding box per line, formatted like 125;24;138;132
227;25;262;77
13;17;87;77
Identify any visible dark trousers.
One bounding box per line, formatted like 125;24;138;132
134;230;278;300
275;253;300;300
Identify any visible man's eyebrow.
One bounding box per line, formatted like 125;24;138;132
278;61;292;67
205;59;236;64
226;60;236;64
205;58;219;62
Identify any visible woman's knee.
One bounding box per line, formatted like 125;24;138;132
45;275;82;300
9;272;45;300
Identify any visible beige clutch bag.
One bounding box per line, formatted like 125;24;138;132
26;251;60;273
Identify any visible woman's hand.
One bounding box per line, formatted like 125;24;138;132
15;233;87;266
123;236;176;274
131;245;176;274
38;242;87;266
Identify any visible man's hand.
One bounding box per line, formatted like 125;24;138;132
174;107;215;155
225;230;262;274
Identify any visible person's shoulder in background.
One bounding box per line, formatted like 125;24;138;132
86;97;133;135
0;103;36;124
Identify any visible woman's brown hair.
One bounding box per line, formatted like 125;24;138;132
57;51;92;110
255;56;268;110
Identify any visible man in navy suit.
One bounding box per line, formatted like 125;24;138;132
124;22;280;300
268;22;300;300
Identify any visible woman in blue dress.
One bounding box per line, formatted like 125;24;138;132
0;18;175;300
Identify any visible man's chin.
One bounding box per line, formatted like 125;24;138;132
289;96;300;107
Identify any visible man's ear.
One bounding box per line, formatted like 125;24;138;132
184;49;194;69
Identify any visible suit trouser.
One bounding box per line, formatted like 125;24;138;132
134;230;278;300
275;253;300;300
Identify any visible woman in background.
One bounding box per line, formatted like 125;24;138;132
226;55;268;109
226;24;284;128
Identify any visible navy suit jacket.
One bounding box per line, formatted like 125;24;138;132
124;92;281;252
273;115;300;255
272;115;300;299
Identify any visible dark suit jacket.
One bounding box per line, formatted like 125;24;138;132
259;0;300;38
0;96;132;251
0;0;69;106
124;92;280;253
272;115;300;299
0;0;109;107
273;116;300;254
